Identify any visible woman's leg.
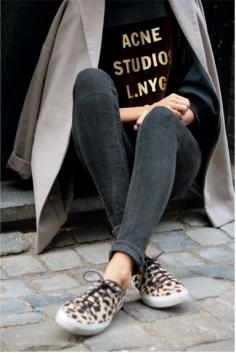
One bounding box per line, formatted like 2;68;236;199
108;106;202;277
72;67;135;230
72;68;138;288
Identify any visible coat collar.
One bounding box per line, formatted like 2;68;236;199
168;0;206;67
78;0;206;72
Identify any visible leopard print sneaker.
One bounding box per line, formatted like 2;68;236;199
56;269;126;335
132;252;190;308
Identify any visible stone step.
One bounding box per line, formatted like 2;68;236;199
1;179;104;222
1;179;203;232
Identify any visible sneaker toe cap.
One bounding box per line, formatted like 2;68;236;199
56;307;111;336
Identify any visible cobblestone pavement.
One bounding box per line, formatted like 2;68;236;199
0;208;235;352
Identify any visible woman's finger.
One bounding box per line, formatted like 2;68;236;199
166;106;183;120
171;96;190;108
168;102;189;112
165;105;179;117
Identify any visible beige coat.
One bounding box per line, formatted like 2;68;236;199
6;0;235;253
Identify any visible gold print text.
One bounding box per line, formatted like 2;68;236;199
113;50;171;76
126;76;167;99
113;23;172;101
122;27;162;48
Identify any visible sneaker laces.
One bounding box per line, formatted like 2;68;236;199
144;250;165;263
143;251;177;288
69;269;124;313
142;251;164;273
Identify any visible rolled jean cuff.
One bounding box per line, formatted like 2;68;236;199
108;240;144;276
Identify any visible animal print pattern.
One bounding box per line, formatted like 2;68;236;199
133;254;186;297
60;271;126;325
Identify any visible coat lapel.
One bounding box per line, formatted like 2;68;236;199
168;0;207;69
78;0;105;68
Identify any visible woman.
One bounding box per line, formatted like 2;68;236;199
55;0;221;335
6;0;233;337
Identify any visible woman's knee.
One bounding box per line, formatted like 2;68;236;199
73;68;115;99
141;106;177;131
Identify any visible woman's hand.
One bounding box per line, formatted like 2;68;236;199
178;107;195;125
152;93;190;116
133;93;195;130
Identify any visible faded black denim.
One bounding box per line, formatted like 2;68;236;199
71;68;202;276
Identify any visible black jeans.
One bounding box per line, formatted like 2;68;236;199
71;68;202;276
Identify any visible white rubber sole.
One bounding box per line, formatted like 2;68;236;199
141;288;190;308
55;308;112;336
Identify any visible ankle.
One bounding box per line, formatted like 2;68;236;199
104;274;131;291
103;252;134;290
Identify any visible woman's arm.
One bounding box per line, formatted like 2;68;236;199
119;106;150;123
120;90;192;124
120;92;193;129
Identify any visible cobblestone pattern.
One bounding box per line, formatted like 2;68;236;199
0;209;235;351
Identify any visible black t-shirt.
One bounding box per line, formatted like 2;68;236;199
98;0;221;187
98;0;174;107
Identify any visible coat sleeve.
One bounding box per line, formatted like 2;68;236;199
5;0;68;180
6;47;51;179
166;14;221;132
